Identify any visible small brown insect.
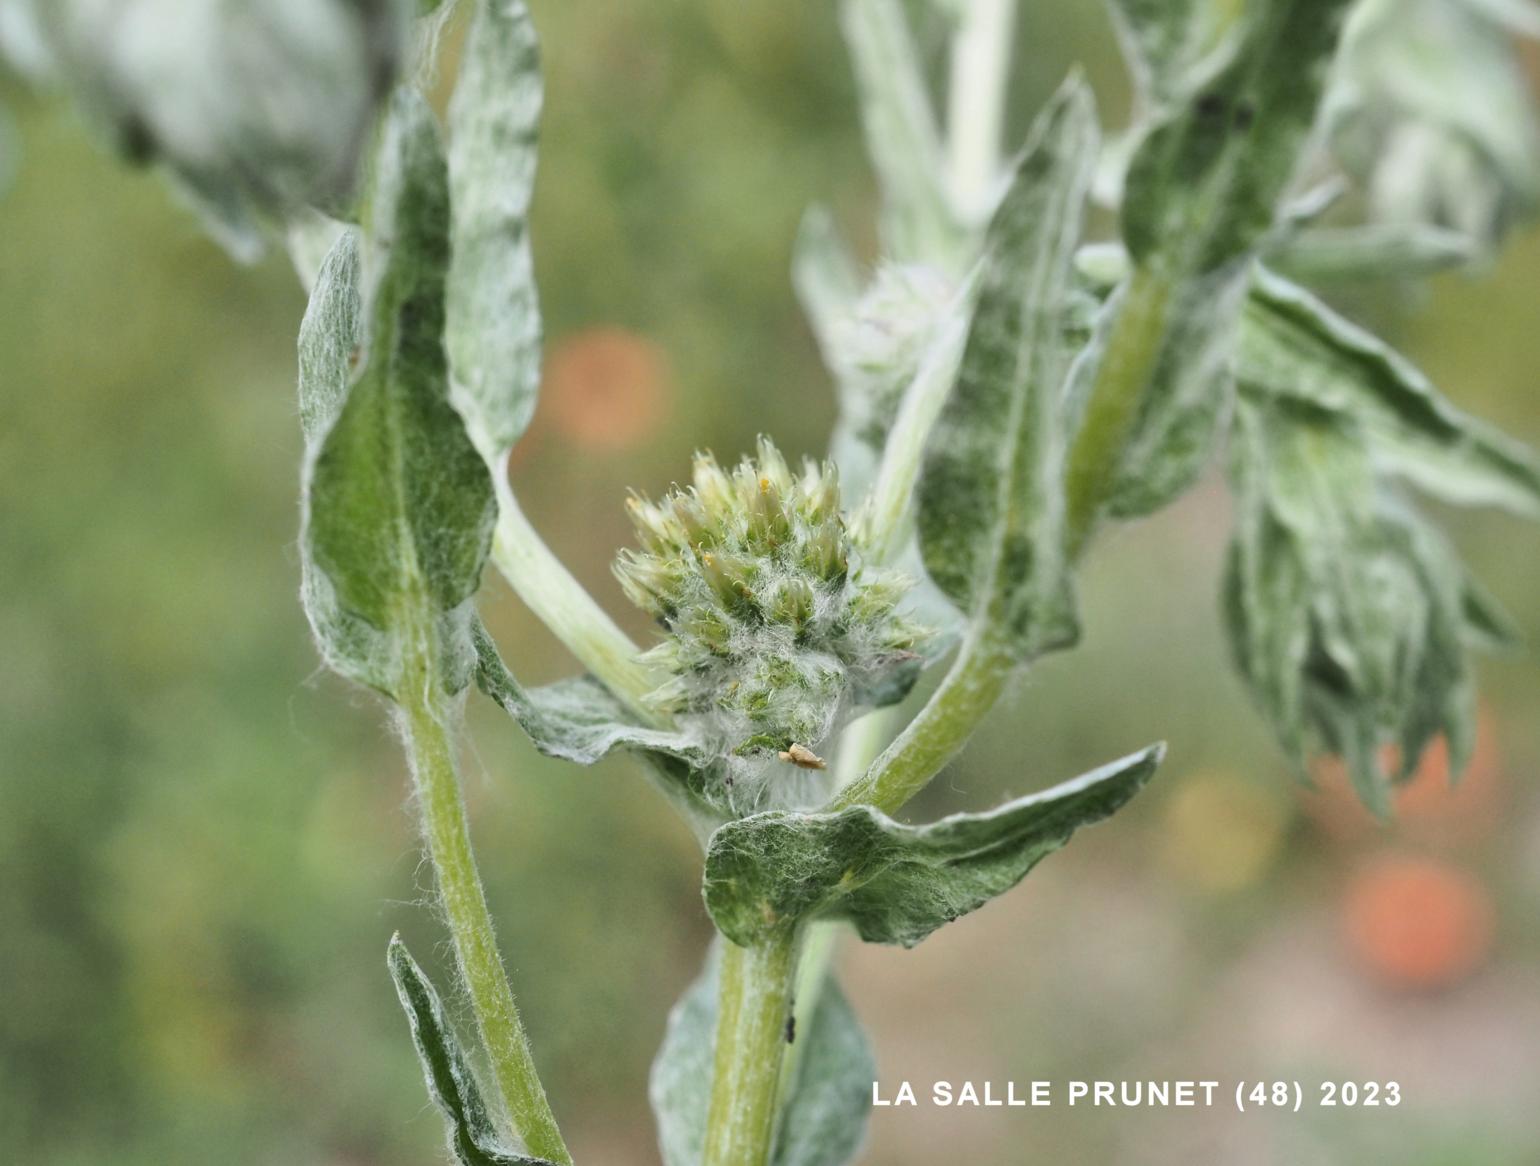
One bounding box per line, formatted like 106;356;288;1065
778;743;827;770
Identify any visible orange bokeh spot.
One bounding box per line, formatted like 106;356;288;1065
1341;855;1496;991
543;327;671;450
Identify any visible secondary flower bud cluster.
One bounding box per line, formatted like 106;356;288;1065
1327;0;1539;248
834;263;955;451
616;438;924;803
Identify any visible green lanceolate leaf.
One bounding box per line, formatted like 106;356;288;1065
650;941;875;1166
1062;250;1540;522
1101;268;1248;519
298;226;401;692
793;205;884;497
703;744;1162;948
1460;574;1524;653
388;937;558;1166
1265;223;1476;283
1223;396;1484;814
916;77;1099;658
770;973;873;1166
1122;0;1352;274
1241;267;1540;517
300;90;496;696
1100;0;1354;520
792;205;862;373
1106;0;1230;113
472;622;709;769
472;623;724;828
838;0;961;265
446;0;544;461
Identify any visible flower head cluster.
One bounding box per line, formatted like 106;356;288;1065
617;438;924;802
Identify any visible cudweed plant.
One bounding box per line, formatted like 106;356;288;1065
7;0;1540;1162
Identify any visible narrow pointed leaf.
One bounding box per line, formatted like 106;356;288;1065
1266;223;1476;283
1241;267;1540;517
792;205;883;494
704;744;1162;948
1101;268;1245;518
471;623;723;826
446;0;544;461
1122;0;1352;274
770;976;873;1166
1460;575;1523;653
650;942;874;1166
1220;397;1315;766
1100;0;1354;520
916;77;1099;657
1106;0;1228;112
472;622;709;769
838;0;960;263
388;936;557;1166
791;205;862;371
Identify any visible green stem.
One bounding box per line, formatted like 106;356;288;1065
856;311;968;564
774;708;892;1097
945;0;1017;220
1062;265;1171;557
702;932;802;1166
402;676;572;1165
831;625;1012;814
490;474;658;719
828;707;898;800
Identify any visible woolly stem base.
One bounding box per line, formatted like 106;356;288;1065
702;931;802;1166
403;672;572;1164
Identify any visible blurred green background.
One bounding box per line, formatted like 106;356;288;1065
3;3;1539;1164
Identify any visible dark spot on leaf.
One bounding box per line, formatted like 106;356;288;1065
117;115;157;165
1234;101;1256;131
785;1014;796;1044
1195;92;1227;122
